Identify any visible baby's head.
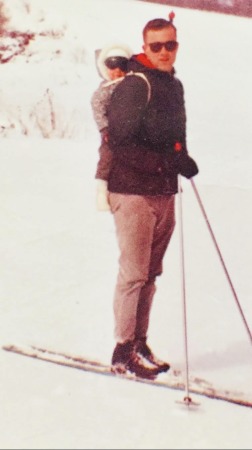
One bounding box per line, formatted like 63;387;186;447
97;44;132;81
104;56;128;80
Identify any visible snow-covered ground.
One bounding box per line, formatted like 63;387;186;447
0;1;252;448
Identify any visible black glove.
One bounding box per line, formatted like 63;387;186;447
178;154;199;179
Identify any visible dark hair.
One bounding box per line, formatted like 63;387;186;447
142;18;177;41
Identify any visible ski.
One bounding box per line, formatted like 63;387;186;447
3;343;252;409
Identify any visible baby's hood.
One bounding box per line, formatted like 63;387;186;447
95;43;133;80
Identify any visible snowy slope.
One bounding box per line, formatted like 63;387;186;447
0;1;252;449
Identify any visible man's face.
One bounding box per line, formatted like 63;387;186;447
143;26;178;72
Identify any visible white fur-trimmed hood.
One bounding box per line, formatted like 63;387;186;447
96;43;133;80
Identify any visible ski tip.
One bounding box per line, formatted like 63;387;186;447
2;344;14;352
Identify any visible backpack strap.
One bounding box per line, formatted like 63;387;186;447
103;76;125;88
126;71;151;104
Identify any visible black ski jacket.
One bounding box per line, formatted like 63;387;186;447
107;54;188;195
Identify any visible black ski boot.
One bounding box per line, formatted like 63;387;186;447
134;337;170;373
111;341;160;379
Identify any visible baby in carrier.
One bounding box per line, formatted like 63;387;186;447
91;44;132;211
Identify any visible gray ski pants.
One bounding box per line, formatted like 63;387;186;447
109;193;175;344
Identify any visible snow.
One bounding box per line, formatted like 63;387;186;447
0;0;252;448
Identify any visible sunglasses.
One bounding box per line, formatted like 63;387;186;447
148;40;178;53
104;56;128;71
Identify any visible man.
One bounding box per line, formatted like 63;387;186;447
106;16;198;378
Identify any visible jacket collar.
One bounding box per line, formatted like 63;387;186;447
131;53;175;76
135;53;156;68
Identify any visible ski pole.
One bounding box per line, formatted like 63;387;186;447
190;178;252;345
177;174;192;405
